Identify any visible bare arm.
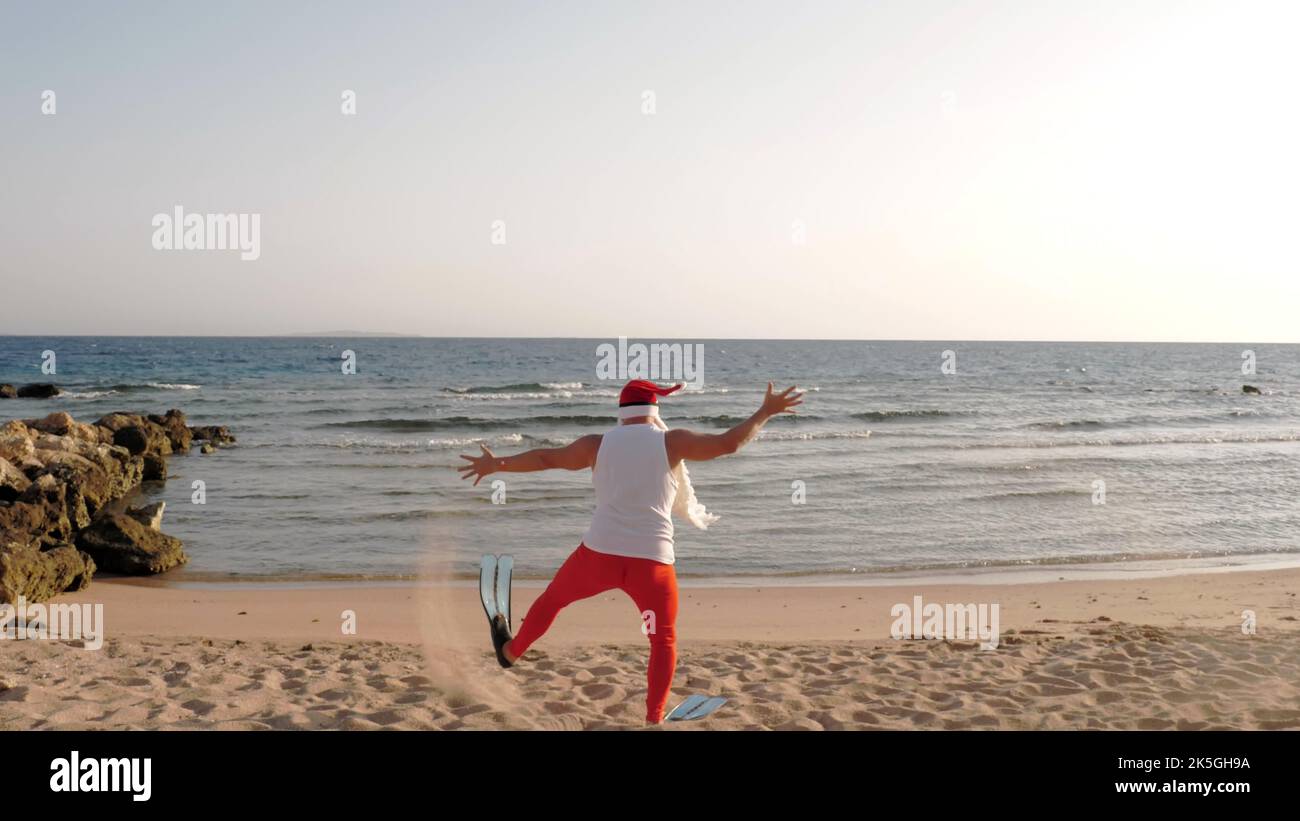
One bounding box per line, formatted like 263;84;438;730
666;382;803;465
457;434;601;486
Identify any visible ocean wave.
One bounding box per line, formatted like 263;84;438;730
972;488;1086;501
288;427;874;448
449;387;626;401
440;383;744;400
890;431;1300;450
318;412;832;433
683;413;823;427
316;414;615;431
851;409;960;422
354;509;478;522
145;382;200;390
70;382;203;393
1025;409;1278;430
1025;418;1111;430
243;432;532;452
759;430;873;441
443;382;584;394
447;390;579;400
428;433;526;448
61;389;120;399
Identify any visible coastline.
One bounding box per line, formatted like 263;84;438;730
132;548;1300;589
32;562;1300;644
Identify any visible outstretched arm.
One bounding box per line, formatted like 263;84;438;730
457;434;601;486
666;382;803;465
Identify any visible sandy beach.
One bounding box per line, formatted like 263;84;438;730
4;565;1298;730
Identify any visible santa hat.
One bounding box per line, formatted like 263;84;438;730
619;379;682;406
615;379;718;531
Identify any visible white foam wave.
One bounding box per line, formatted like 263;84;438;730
63;390;119;399
760;430;873;441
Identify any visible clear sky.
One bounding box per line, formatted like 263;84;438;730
1;1;1297;341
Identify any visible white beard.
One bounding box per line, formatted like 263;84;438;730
648;413;719;530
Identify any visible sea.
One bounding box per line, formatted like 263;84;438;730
2;337;1297;583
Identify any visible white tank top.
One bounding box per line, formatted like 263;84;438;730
583;423;678;565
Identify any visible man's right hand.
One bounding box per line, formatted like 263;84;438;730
760;382;804;418
666;382;806;465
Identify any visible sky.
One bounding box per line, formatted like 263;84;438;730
1;0;1297;341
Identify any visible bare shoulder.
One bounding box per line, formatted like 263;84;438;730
579;432;603;470
664;428;703;465
577;432;602;460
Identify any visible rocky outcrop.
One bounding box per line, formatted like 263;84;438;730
190;425;236;447
0;385;16;399
76;513;187;575
0;408;230;602
14;384;61;399
0;541;95;603
1242;384;1262;395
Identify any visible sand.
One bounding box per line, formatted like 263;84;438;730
3;566;1299;730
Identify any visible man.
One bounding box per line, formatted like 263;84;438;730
457;379;803;723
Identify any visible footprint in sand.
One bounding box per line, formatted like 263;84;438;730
580;683;617;700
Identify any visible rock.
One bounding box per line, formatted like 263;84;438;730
75;513;188;575
0;541;96;603
16;384;60;399
32;450;97;477
113;424;172;457
200;443;215;454
25;411;100;442
33;433;84;455
147;409;192;454
26;411;75;435
0;385;15;399
0;420;34;464
142;453;167;481
190;425;236;446
4;475;76;546
127;501;165;531
0;457;31;501
1242;384;1262;395
36;442;141;519
95;413;145;433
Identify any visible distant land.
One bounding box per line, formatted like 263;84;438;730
281;331;423;338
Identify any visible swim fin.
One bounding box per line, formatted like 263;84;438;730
479;554;515;668
666;694;728;722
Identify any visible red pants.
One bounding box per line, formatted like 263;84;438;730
506;543;679;723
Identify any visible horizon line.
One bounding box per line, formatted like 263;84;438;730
0;334;1297;345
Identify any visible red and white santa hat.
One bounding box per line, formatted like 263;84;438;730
618;379;682;419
